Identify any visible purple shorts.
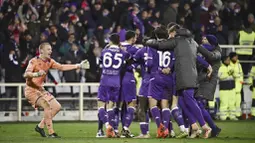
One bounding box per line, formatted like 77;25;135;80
139;77;151;97
148;73;174;100
120;72;137;102
97;85;120;102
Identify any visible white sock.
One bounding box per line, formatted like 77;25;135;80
105;122;109;128
179;125;185;132
123;126;129;130
185;128;189;133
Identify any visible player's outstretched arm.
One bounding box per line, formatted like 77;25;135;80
145;39;176;50
51;59;90;71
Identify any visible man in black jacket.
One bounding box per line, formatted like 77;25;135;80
195;35;222;137
145;27;212;138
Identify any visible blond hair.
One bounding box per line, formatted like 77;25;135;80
39;42;51;50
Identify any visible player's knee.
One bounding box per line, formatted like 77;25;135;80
56;103;62;111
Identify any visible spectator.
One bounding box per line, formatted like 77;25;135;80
27;13;40;45
221;1;243;45
38;0;56;30
162;0;179;26
59;33;76;56
178;2;193;30
63;43;86;83
247;13;255;32
206;16;228;45
57;19;69;43
2;31;22;115
85;40;101;82
235;27;255;76
17;0;39;24
200;0;215;27
19;31;35;68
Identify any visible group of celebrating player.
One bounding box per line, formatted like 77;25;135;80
95;22;222;139
23;22;222;139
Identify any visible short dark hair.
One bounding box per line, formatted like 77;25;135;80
125;30;136;40
110;33;120;45
154;25;168;39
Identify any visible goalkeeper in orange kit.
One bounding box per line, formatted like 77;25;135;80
23;42;90;138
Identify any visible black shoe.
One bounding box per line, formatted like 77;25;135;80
211;126;221;138
48;133;61;138
35;125;47;137
121;128;134;138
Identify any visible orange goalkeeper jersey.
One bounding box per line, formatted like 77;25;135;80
25;56;62;90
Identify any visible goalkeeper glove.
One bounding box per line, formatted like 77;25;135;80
79;60;90;69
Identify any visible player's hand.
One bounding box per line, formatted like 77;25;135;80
79;60;90;69
38;70;46;76
207;65;213;78
162;67;171;75
33;70;46;77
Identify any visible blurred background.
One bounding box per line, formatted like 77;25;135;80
0;0;255;121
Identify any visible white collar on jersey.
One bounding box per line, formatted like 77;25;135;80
109;45;120;49
121;42;131;46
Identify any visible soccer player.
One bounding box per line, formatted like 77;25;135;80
145;27;213;138
133;45;153;138
119;30;139;138
23;42;90;138
97;33;130;138
195;35;222;137
145;25;173;138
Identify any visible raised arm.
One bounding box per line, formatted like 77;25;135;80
145;39;177;50
51;59;89;71
197;45;221;61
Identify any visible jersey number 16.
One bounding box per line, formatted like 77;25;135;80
157;51;171;68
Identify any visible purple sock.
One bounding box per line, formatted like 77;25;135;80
169;121;173;131
113;107;120;130
197;98;217;130
181;89;206;126
107;109;115;127
171;107;184;126
121;107;126;127
146;112;150;123
124;107;135;128
150;106;161;128
140;122;149;135
178;95;196;125
182;110;190;129
162;108;171;128
98;108;108;124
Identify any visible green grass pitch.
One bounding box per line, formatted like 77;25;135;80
0;121;255;143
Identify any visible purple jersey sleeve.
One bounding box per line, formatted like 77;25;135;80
197;55;209;68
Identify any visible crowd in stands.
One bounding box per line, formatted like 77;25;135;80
0;0;255;83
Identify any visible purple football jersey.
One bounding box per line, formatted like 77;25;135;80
133;46;153;97
99;45;130;87
120;42;139;102
148;48;175;100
